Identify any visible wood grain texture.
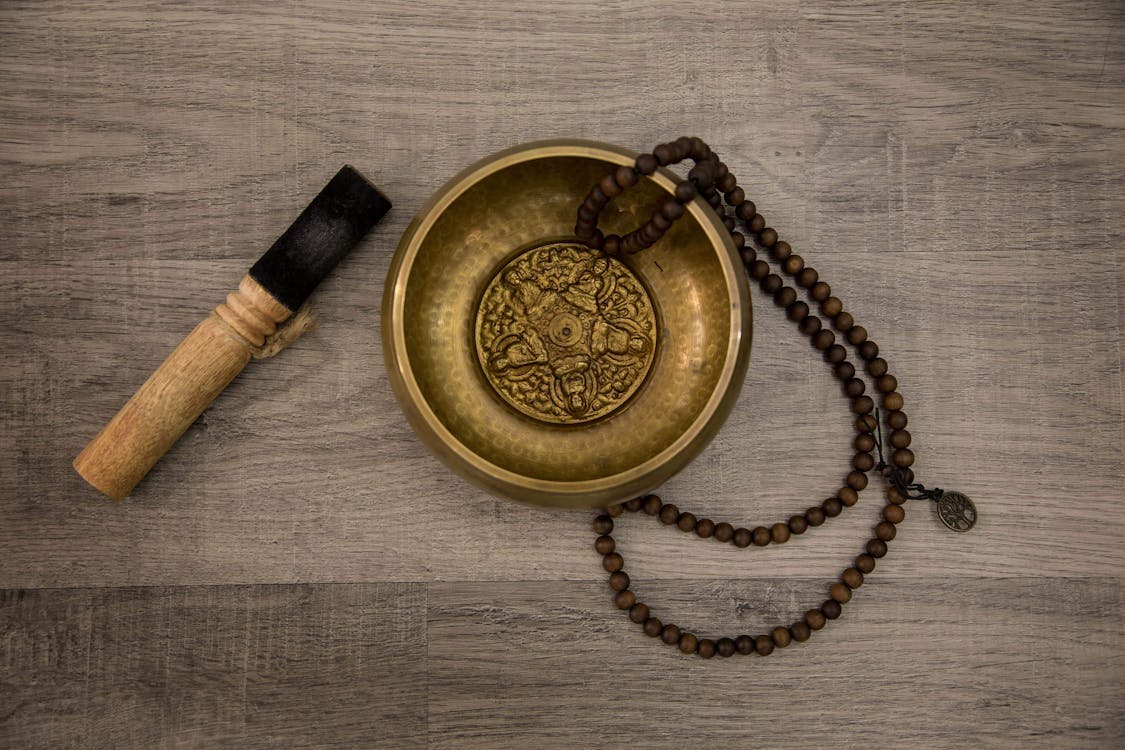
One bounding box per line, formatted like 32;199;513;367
1;0;1122;746
0;585;428;749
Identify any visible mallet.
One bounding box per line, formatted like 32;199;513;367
73;165;391;499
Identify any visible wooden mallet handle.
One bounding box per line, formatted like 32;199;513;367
73;166;391;499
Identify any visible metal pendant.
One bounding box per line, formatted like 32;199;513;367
936;491;977;532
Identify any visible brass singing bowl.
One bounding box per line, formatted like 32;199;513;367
383;139;752;509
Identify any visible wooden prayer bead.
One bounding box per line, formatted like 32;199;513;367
599;173;621;198
695;518;716;538
851;395;875;414
866;357;889;377
875;521;897;541
830;583;852;603
736;200;757;221
855;554;876;574
884;504;906;524
714;522;734;542
698;638;717;658
735;635;755;654
835;361;857;381
755;635;774;656
679;633;699;654
644;617;664;637
799;316;822;336
771;522;791;544
842;567;864;589
615;166;638;188
775;287;797;308
595;535;615;555
615;590;636;609
788;514;809;534
790;622;811;642
677;512;697;532
716;637;736;657
797;268;819;288
884;392;905;411
659;503;679;524
661;624;681;645
593;515;613;534
609;572;630;591
772;627;791;648
603;553;624;572
812;329;835;350
805;609;827;630
733;528;752;548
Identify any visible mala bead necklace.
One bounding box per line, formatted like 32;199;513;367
576;137;977;658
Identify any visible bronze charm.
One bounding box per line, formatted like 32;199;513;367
936;491;977;532
476;242;656;424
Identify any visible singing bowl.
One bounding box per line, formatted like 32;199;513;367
382;139;752;509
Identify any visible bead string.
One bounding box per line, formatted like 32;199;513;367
578;137;921;658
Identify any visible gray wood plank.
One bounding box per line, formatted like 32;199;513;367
427;577;1125;749
0;584;428;749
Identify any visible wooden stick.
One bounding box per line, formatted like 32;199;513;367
73;276;292;499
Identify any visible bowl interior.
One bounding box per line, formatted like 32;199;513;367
389;144;749;502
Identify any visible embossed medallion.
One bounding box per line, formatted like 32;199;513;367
936;491;978;532
475;242;657;424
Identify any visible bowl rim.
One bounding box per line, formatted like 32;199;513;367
382;138;751;506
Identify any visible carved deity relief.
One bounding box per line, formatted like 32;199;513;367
475;243;657;424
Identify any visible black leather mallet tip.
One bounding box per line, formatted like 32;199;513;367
249;165;392;311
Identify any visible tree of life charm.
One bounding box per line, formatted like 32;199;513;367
475;242;657;425
936;491;977;532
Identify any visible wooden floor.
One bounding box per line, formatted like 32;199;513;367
2;1;1123;747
